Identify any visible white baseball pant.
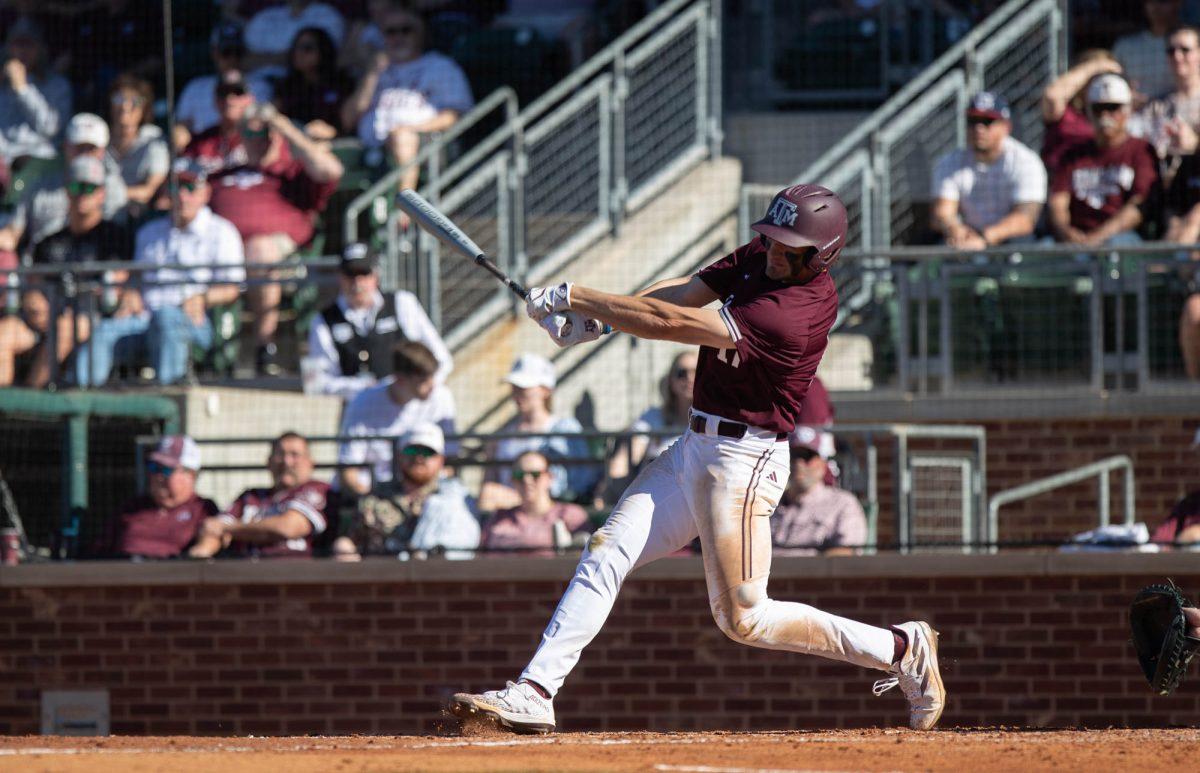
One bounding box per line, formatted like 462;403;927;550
520;409;895;696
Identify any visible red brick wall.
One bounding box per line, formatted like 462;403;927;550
845;416;1200;546
2;559;1198;735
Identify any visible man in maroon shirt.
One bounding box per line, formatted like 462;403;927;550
189;90;343;375
93;435;217;559
188;432;332;559
451;185;945;734
1049;73;1161;247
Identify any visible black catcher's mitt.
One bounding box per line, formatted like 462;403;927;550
1129;581;1200;696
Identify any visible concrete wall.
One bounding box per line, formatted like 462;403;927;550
2;554;1198;735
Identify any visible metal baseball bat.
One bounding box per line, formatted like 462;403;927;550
396;189;529;300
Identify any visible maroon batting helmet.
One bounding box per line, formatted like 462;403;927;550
751;184;848;271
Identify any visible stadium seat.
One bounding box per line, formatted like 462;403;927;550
192;299;243;378
4;156;63;207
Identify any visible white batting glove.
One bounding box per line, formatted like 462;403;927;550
526;282;573;322
539;311;605;348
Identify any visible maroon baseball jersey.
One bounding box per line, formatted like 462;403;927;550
223;480;331;558
96;495;218;559
1050;136;1159;232
693;239;838;434
183;126;248;174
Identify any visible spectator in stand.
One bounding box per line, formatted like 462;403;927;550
0;113;128;262
595;350;695;506
1041;50;1123;174
91;435;217;560
244;1;346;72
273;26;355;141
332;422;480;560
204;101;342;375
337;340;456;496
930;92;1047;249
1164;148;1200;379
1113;0;1184;103
188;432;333;559
1048;74;1161;247
0;16;72;165
1150;486;1200;546
0;157;133;388
174;21;274;148
106;74;168;221
183;71;258;174
304;242;451;400
341;3;473;195
482;450;592;556
770;429;867;556
1132;25;1200;187
76;160;245;386
484;354;596;507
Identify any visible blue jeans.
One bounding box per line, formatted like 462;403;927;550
76;307;212;386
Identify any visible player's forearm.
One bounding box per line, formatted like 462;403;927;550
570;286;729;348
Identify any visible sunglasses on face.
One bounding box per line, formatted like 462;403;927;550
67;181;101;196
218;86;248;99
512;469;546;481
172;180;201;193
401;445;438;458
1092;103;1126;114
967;116;997;127
147;461;177;476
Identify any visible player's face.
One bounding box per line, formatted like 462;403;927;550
762;237;821;283
268;436;313;489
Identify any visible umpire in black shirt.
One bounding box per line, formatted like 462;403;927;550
303;242;452;401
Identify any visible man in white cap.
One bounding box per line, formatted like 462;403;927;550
0;112;128;261
1048;74;1161;247
770;427;867;556
91;435;219;560
483;353;596;505
332;422;480;560
0;156;133;387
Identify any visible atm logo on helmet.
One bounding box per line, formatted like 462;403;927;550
767;197;798;227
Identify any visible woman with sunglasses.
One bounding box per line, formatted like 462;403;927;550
106;73;168;220
274;27;355;141
481;450;591;557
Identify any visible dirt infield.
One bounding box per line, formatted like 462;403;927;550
1;728;1198;772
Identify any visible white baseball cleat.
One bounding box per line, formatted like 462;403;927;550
449;681;556;734
872;621;946;730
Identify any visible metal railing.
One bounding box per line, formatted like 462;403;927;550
742;0;1065;249
988;455;1136;552
359;0;721;349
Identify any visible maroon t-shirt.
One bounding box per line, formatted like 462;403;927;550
693;240;838;434
98;495;218;559
1050;136;1160;232
184;126;248;175
223;480;331;558
1042;106;1093;174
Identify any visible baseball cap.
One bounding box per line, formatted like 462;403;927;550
210;19;246;52
1088;73;1132;106
149;435;202;472
66;113;110;149
216;70;249;98
504;353;557;390
171;156;208;184
789;425;835;460
402;423;445;456
966;91;1010;121
67;156;106;187
340;242;379;274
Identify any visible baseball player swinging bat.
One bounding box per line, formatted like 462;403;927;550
396;189;610;341
447;184;947;734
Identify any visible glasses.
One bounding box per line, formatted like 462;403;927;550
967;116;997;127
512;469;546;481
1091;103;1126;114
401;445;438;458
146;461;177;476
171;180;201;193
384;24;416;37
1167;45;1196;55
111;94;145;108
66;181;101;196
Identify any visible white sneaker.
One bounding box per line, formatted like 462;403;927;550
450;681;556;734
872;621;946;730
